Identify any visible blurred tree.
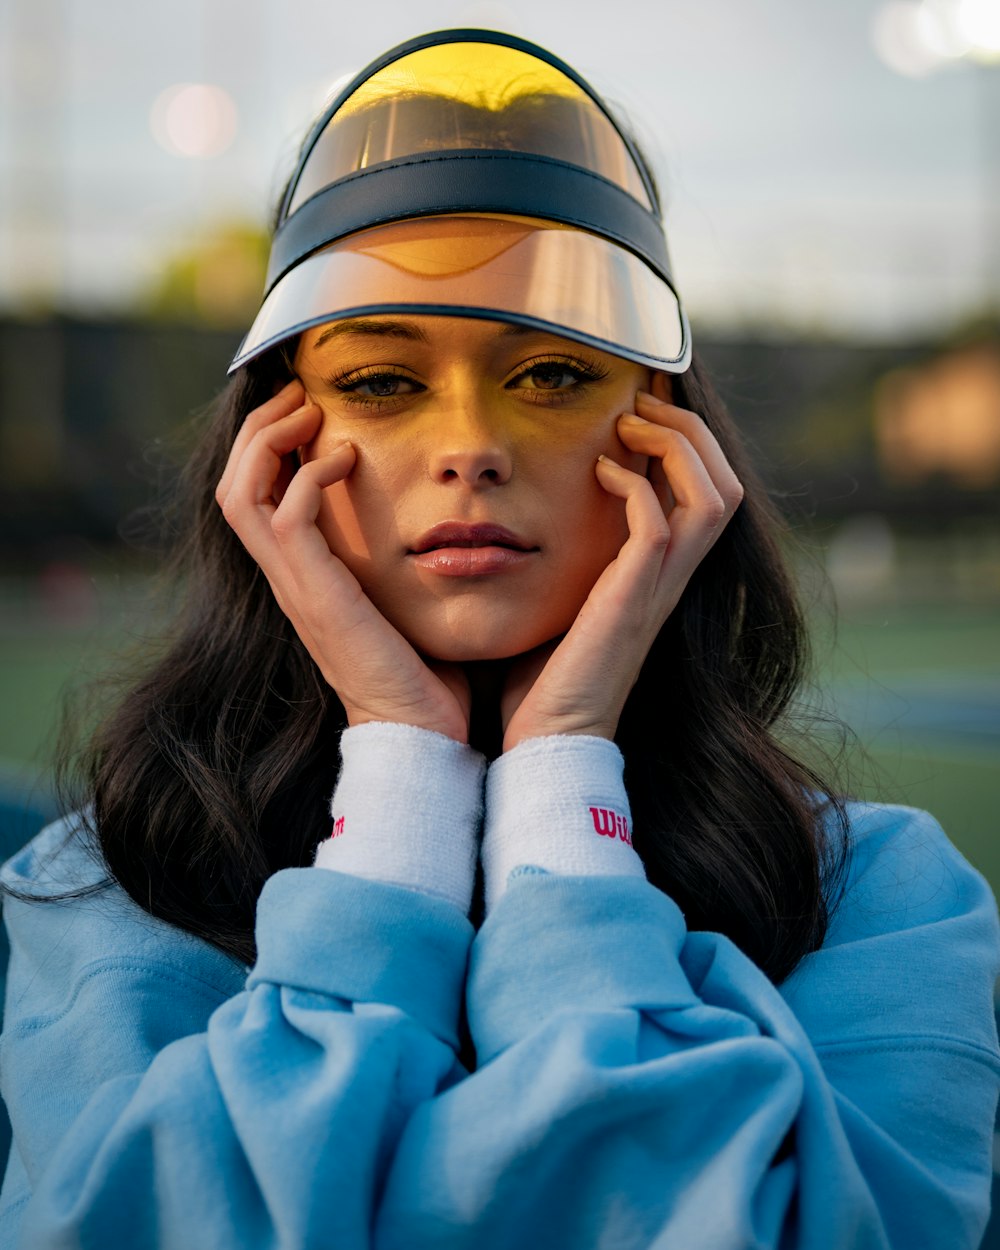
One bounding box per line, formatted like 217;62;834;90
142;223;268;326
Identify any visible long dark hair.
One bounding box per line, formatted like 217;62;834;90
28;337;849;987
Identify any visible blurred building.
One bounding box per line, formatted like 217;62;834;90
875;341;1000;489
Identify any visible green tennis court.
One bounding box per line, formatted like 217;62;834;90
0;585;996;893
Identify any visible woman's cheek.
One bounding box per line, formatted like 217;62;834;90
312;428;413;579
316;480;372;567
302;413;383;571
604;418;648;477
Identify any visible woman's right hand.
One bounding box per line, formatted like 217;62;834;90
216;381;472;743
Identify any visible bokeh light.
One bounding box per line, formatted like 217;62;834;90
915;0;975;58
150;83;238;159
873;0;1000;73
872;2;949;76
956;0;1000;58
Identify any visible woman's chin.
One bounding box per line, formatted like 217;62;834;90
369;589;585;665
398;616;567;665
416;634;550;664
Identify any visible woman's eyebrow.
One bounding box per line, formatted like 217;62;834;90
312;318;429;349
495;323;584;345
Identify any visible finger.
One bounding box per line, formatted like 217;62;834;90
615;419;724;515
598;436;727;599
593;455;671;597
215;380;306;504
650;369;673;407
216;383;305;507
620;406;743;507
628;392;744;512
269;443;362;611
233;440;364;669
504;452;708;750
617;414;743;526
226;404;323;508
644;371;678;508
617;412;735;505
218;405;325;564
508;459;669;735
272;442;357;541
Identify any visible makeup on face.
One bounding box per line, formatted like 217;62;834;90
293;315;653;662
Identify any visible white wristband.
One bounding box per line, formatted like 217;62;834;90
314;722;486;914
481;735;646;913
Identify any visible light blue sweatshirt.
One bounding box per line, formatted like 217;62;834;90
0;730;998;1249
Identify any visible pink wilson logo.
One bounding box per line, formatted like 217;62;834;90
330;815;345;839
588;806;632;847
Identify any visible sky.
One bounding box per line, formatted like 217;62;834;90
1;0;997;338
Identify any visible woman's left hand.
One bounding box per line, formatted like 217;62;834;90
501;376;744;751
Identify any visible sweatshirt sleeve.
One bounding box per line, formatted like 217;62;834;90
373;737;1000;1250
0;729;483;1249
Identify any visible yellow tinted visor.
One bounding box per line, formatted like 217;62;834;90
233;30;689;374
232;215;688;372
287;41;653;213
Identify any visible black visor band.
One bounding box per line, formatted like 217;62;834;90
265;149;673;297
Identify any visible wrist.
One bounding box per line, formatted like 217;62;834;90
482;734;645;913
344;705;469;746
503;721;617;753
315;722;486;912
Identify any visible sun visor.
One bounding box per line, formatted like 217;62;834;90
231;214;688;371
231;30;691;375
286;40;654;215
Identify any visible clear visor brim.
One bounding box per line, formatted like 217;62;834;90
230;216;689;374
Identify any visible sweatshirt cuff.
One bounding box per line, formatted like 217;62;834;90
250;868;473;1049
481;735;646;914
314;722;486;915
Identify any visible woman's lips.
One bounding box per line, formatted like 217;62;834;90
408;523;538;577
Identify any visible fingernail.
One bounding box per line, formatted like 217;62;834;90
619;413;650;426
636;389;666;406
597;453;621;467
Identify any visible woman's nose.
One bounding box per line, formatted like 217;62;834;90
427;404;513;486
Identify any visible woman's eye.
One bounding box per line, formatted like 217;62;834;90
343;373;419;399
517;364;581;391
510;361;601;394
331;371;424;406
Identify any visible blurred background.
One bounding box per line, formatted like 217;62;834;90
0;2;997;910
0;0;999;1221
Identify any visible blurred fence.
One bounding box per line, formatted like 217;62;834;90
1;316;998;566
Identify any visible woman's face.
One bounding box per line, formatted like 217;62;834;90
294;314;657;662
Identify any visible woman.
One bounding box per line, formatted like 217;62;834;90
2;29;998;1249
